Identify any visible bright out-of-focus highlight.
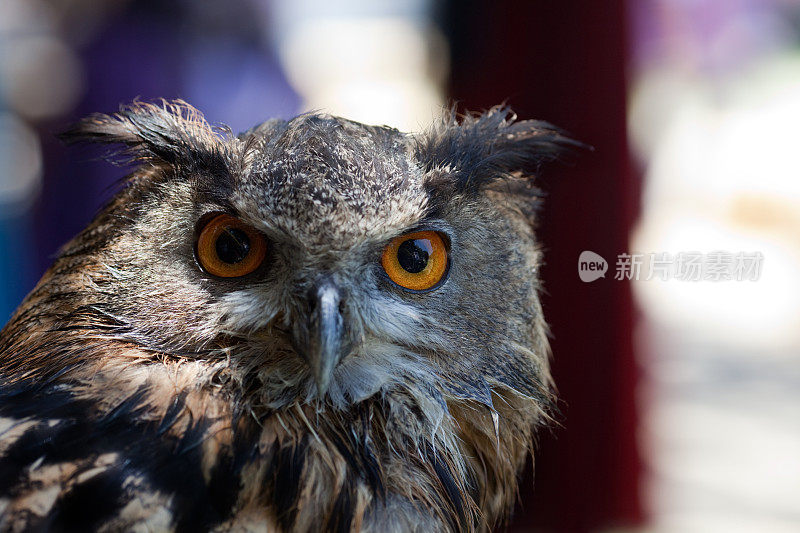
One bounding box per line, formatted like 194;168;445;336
270;0;447;130
629;1;800;531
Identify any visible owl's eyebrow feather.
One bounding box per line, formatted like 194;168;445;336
416;105;584;196
60;99;236;178
60;99;249;213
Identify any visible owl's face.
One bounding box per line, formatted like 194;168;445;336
57;105;566;418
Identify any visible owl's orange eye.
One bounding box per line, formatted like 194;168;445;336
196;214;267;278
381;230;449;291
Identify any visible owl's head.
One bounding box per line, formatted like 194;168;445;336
48;101;574;420
0;101;580;529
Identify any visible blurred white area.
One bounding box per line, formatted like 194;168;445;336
269;0;447;131
639;324;800;533
631;54;800;350
0;113;42;216
629;1;800;531
0;0;86;122
0;35;84;120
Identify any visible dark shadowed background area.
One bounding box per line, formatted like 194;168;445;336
2;1;799;531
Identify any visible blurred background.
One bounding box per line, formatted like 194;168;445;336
1;0;799;531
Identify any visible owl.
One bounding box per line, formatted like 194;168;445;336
0;101;576;532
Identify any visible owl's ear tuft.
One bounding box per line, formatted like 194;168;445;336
60;99;230;168
416;106;585;196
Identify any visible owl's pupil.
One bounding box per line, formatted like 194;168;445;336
397;239;431;273
216;228;250;264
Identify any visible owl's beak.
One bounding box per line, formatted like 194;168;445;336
293;276;349;397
